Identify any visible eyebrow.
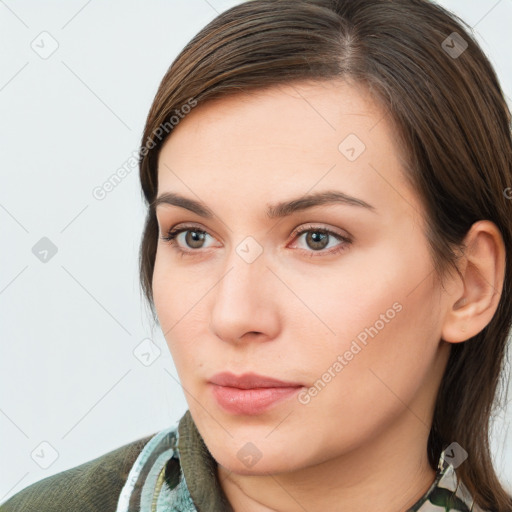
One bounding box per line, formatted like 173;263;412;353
152;190;376;219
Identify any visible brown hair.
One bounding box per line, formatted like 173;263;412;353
137;0;512;509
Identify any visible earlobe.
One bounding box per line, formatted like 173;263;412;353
441;221;505;344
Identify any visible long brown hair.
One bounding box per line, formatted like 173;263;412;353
137;1;512;509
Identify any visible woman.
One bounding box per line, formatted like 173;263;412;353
2;0;511;511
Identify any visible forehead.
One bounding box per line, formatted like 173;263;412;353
166;80;382;148
159;81;387;176
156;80;422;226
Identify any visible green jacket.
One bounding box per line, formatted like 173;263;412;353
0;409;487;511
0;410;232;512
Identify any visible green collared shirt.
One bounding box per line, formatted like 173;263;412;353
0;410;487;511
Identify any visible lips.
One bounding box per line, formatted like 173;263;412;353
208;372;305;415
208;371;304;389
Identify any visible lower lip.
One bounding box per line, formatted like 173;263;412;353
209;384;302;415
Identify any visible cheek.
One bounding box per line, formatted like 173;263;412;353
289;237;433;359
152;252;196;329
152;255;188;356
152;260;173;332
300;266;441;436
152;253;215;379
297;238;441;404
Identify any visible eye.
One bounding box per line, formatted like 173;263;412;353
160;224;215;254
289;224;352;257
159;223;352;257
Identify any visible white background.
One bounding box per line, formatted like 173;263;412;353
1;0;511;501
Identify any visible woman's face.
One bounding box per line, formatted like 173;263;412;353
152;80;452;475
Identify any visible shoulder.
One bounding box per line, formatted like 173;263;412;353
0;433;156;512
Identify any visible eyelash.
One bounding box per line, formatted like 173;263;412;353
159;223;352;258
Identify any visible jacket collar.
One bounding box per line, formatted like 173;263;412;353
177;409;234;511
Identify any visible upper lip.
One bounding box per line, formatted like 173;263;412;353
209;372;304;389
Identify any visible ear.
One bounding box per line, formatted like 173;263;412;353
441;220;506;343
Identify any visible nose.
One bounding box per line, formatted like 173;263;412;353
209;246;280;345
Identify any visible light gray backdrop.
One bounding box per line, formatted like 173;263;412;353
1;0;511;501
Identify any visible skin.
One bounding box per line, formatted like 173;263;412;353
152;80;505;512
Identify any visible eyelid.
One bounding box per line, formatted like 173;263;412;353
289;222;351;241
160;222;218;245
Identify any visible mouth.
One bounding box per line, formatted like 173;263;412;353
208;372;305;415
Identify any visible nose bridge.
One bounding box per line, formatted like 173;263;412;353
218;234;267;304
209;234;277;341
